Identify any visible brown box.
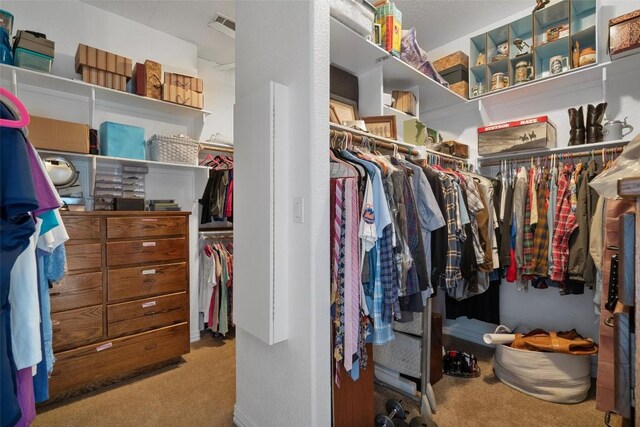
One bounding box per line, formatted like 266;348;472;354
106;52;116;73
478;115;557;156
97;49;107;70
449;81;469;99
392;90;416;116
27;116;89;154
451;141;469;158
134;60;162;100
162;72;204;109
432;51;469;73
106;72;113;90
76;44;132;79
97;70;105;87
609;9;640;59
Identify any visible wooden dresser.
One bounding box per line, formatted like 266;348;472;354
49;211;190;399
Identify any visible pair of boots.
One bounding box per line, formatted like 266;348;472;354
568;103;607;145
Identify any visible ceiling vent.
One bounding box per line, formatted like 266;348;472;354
208;13;235;39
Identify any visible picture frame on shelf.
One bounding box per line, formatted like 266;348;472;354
362;115;397;140
330;97;358;124
343;120;368;132
329;105;341;124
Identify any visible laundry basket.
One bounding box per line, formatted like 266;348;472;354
493;344;592;404
148;134;199;165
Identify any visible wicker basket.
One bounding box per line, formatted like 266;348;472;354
148;134;199;165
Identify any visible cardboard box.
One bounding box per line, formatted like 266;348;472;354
76;43;132;78
609;9;640;59
162;72;204;109
27;116;89;154
478;116;557;156
13;30;55;57
392;90;416;116
134;60;162;100
433;51;469;73
449;81;469;99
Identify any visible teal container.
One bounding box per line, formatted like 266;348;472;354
0;10;13;36
14;48;52;73
99;122;146;160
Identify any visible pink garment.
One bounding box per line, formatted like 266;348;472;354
506;248;517;282
15;368;36;427
25;143;60;217
343;177;360;371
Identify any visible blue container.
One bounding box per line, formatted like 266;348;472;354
99;122;146;160
0;28;12;65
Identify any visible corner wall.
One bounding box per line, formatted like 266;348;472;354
234;1;330;426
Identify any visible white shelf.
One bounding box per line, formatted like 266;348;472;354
330;17;467;114
0;64;211;120
37;149;209;171
477;138;629;165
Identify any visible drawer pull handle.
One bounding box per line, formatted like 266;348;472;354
142;242;156;247
142;269;156;275
52;328;61;333
145;343;158;350
142;301;157;308
50;292;61;296
96;342;113;352
141;218;158;222
52;320;61;326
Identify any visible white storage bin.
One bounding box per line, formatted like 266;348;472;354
330;0;376;37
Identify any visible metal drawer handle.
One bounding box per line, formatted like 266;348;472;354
142;269;156;275
96;342;113;352
52;320;61;326
141;218;158;222
142;301;157;308
145;343;158;350
142;242;156;247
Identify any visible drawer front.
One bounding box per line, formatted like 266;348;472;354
52;305;104;352
108;292;188;338
50;323;189;396
107;216;186;239
107;262;187;302
106;238;186;266
64;217;102;241
66;243;102;271
50;271;103;313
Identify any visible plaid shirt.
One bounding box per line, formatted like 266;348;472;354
461;176;486;265
531;169;550;277
522;168;535;278
551;165;577;282
440;174;463;290
372;226;396;344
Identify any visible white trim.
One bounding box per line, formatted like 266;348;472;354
233;405;256;427
189;331;200;343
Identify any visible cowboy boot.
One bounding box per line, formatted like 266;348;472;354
568;106;585;145
587;103;608;143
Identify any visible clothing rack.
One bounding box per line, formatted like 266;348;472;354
330;123;470;165
199;141;234;154
477;142;627;167
199;229;234;239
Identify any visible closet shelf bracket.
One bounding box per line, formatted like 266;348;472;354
478;99;491;126
11;68;18;97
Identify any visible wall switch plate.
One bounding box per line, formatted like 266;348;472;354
293;197;304;223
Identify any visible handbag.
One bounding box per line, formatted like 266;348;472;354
511;329;598;355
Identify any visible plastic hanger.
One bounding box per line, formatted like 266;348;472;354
0;88;30;129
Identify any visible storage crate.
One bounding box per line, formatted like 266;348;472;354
14;48;52;73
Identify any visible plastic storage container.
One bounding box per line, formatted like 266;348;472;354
0;28;12;65
0;10;13;36
99;122;146;160
14;48;52;73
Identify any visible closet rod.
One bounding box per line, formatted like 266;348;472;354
199;141;234;154
330;128;418;156
199;230;234;238
478;146;625;167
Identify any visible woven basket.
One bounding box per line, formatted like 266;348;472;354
148;134;199;165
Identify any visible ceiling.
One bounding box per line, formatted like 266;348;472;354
394;0;530;52
81;0;236;64
82;0;530;64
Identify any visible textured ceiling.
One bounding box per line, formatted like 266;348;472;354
81;0;235;64
394;0;530;52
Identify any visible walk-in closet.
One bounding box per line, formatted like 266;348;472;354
1;1;640;427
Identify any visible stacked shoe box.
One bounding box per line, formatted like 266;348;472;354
75;43;132;91
13;30;55;73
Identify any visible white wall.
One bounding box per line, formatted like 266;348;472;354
3;0;198;78
197;58;235;142
233;1;330;426
423;1;640;344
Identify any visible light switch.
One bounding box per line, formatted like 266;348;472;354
293;197;304;223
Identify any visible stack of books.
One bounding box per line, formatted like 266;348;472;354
148;199;181;211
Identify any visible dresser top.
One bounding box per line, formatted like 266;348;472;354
61;211;192;217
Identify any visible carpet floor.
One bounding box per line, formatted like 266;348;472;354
34;332;236;427
35;334;603;426
375;336;603;427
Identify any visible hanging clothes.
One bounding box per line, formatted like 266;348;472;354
199;155;234;224
198;238;233;336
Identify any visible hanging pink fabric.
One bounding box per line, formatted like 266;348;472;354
0;87;30;128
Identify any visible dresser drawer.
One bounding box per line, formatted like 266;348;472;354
108;292;188;338
66;243;102;271
106;238;186;266
64;217;102;241
50;271;103;313
107;216;186;239
107;262;187;302
52;305;104;352
50;323;189;397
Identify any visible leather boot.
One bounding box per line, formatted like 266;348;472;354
586;102;607;143
568;106;585;145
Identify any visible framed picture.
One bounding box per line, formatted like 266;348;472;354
329;105;340;124
330;97;358;124
362;115;397;140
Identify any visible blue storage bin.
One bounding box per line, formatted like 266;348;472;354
0;28;12;65
99;122;146;160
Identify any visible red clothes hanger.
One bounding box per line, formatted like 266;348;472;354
0;88;30;129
